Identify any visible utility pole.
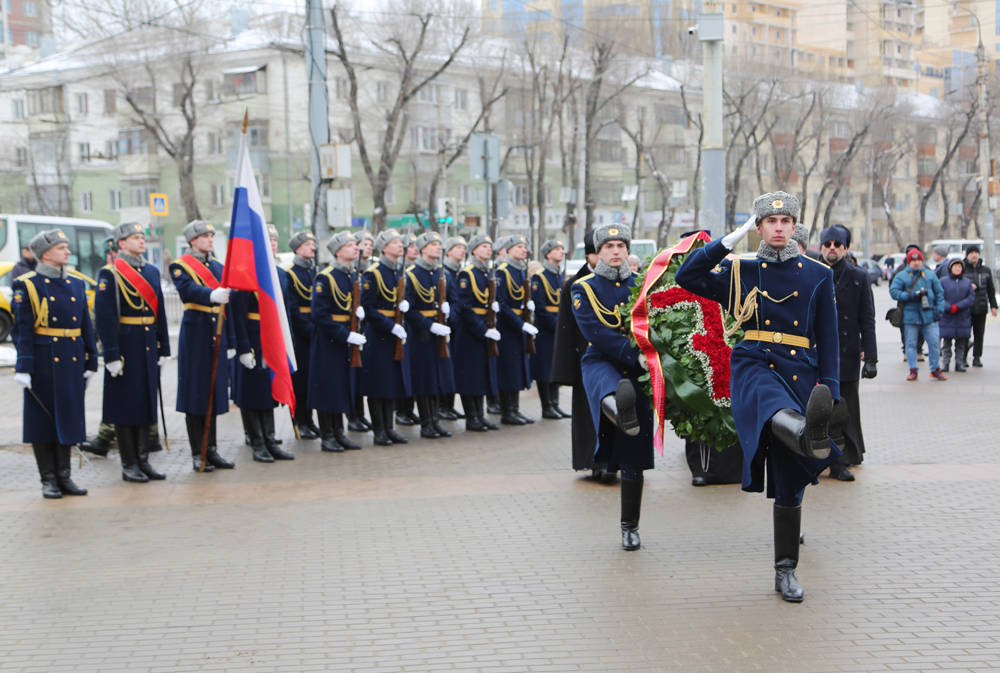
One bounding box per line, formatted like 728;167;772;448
305;0;329;238
865;145;874;260
698;4;725;239
977;39;995;271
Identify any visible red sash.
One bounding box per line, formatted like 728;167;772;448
115;258;159;317
177;254;221;289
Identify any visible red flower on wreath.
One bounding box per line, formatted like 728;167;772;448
650;286;733;400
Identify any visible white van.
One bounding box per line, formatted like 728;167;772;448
565;238;658;277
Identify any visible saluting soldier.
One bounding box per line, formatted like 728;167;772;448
94;222;170;483
571;224;655;551
347;230;376;431
231;226;296;463
361;230;412;445
495;235;539;425
11;229;97;498
404;232;454;438
676;192;845;602
531;238;570;420
169;220;236;472
309;232;366;452
452;235;501;432
438;236;467;420
285;231;321;439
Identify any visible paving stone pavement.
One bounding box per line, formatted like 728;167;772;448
2;285;1000;672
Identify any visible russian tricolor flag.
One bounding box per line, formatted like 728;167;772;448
222;114;298;414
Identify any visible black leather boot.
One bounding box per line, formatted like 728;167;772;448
332;414;361;449
417;396;440;438
538;382;561;420
148;425;163;452
774;504;804;602
500;390;526;425
369;398;392;446
430;396;451;437
117;425;149;483
513;391;535;423
33;443;62;499
135;425;165;480
54;444;88;495
79;435;111;457
550;384;571;418
486;394;501;415
462;395;488;432
185;415;215;472
348;396;371;432
243;409;273;462
770;385;833;460
262;410;294;460
384;399;409;444
476;396;499;430
295;406;320;439
439;393;463;420
601;379;640;436
620;475;643;551
205;414;235;468
827;400;848;453
318;412;343;452
829;461;855;481
395;397;418;426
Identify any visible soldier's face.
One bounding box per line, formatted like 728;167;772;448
546;247;565;264
382;238;404;259
757;215;795;248
422;241;442;261
472;243;492;262
406;244;419;260
509;243;528;260
120;233;146;256
296;240;316;259
191;233;214;254
447;245;467;263
337;240;359;263
362;240;373;258
599;240;628;267
270;236;279;255
42;242;71;267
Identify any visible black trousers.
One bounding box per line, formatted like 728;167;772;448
970;313;988;358
835;380;865;466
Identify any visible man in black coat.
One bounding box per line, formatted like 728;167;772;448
821;226;877;481
11;245;36;278
962;245;997;368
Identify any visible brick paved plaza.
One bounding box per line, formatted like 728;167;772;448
1;285;999;673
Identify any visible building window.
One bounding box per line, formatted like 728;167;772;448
211;183;225;207
336;77;349;100
15;147;28;167
108;189;121;211
80;191;93;213
28;86;64;115
207;132;222;155
25;32;39;46
458;184;471;205
227;121;267;149
223;68;266;96
204;79;217;102
377;81;389;103
12;99;24;119
104;90;116;115
775;30;781;40
455;89;467;110
514;184;530;206
104;140;117;160
172;83;187;108
75;93;88;115
78;143;91;163
119;128;155;155
384;183;395;205
24;1;38;16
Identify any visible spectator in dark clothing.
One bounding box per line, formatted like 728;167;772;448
939;259;976;372
11;246;36;278
962;245;997;367
931;245;950;279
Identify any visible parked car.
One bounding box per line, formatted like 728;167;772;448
856;258;885;285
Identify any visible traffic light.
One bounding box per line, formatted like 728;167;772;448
444;198;456;225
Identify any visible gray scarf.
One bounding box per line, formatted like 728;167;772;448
594;259;632;281
472;257;489;273
35;262;66;279
189;250;210;264
331;260;352;275
118;251;144;268
293;255;314;269
443;257;461;273
543;261;560;276
415;257;436;272
505;257;527;271
757;240;800;263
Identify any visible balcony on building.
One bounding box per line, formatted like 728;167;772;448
27;86;69;134
118;127;160;177
221;64;269;121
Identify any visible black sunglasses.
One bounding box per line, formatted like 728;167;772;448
822;241;844;249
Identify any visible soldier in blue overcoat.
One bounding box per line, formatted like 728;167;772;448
531;238;570;420
485;236;511;416
308;231;366;452
404;231;454;438
285;230;320;439
346;229;376;432
231;226;296;463
360;230;412;445
95;222;170;483
169;220;237;472
571;224;655;551
438;235;467;420
452;235;501;432
495;235;539;425
12;229;98;498
675;191;844;602
394;234;422;427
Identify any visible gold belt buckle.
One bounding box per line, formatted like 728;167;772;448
772;332;783;344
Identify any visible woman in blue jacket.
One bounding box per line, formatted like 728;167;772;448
938;258;976;372
889;248;946;380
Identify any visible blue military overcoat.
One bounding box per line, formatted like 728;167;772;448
231;267;294;411
94;261;170;425
169;256;235;416
308;265;356;414
494;262;531;392
529;266;561;383
12;270;99;444
675;239;841;498
360;260;411;399
452;264;499;397
286;261;316;407
404;263;453;397
571;271;654;470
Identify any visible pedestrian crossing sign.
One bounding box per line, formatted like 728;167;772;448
150;193;169;217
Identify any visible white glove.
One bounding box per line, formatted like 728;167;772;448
492;301;500;313
391;323;407;341
84;370;94;389
227;348;236;359
639;354;649;370
14;372;31;389
485;328;501;341
398;300;410;313
209;287;231;304
158;356;167;368
346;332;367;346
522;323;539;336
721;214;757;250
106;359;124;377
441;302;450;317
526;300;536;311
239;352;256;369
355;306;365;320
430;323;451;337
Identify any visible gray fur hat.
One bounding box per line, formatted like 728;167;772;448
507;234;529;251
540;238;565;259
326;231;356;257
288;231;316;253
495;236;511;252
593;223;632;251
373;230;402;255
467;234;494;253
266;224;278;239
791;224;810;250
404;233;418;247
416;231;444;250
183;220;217;242
354;230;374;245
112;221;146;242
445;235;467;253
752;191;799;222
29;229;69;260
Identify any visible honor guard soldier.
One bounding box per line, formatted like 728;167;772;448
438;235;467;420
395;233;421;426
485;236;511;416
94;222;170;483
676;192;845;602
309;232;366;452
572;224;655;550
231;226;296;463
531;239;570;420
404;232;454;438
285;231;321;439
452;235;501;432
355;230;375;271
12;229;98;498
170;220;236;472
361;230;412;445
495;235;539;424
348;229;376;431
